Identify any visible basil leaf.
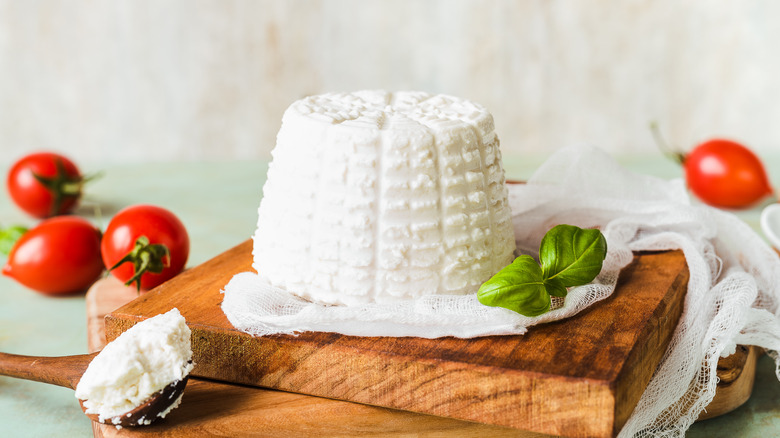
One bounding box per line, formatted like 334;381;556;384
477;224;608;317
0;225;27;256
540;224;607;287
544;276;568;297
477;255;551;317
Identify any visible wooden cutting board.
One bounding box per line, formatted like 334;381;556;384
104;240;688;438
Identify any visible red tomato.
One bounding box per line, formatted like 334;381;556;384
7;152;85;218
101;205;189;291
2;216;104;295
684;139;773;209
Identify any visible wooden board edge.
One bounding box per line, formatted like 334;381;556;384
186;322;617;436
612;252;690;436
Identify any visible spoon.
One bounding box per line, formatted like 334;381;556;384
760;203;780;250
0;351;188;426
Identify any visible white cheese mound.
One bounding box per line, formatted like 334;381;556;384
75;308;194;423
254;90;517;305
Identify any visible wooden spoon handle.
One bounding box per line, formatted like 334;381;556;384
0;351;98;389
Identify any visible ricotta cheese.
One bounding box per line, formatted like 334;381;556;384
254;90;516;305
75;308;194;424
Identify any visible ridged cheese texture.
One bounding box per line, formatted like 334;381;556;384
254;90;516;305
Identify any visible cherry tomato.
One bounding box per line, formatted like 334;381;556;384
684;139;773;209
101;205;189;291
7;152;85;218
2;216;104;295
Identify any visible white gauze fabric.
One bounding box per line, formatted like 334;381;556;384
221;145;780;436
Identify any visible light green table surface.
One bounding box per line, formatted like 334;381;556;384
0;155;778;437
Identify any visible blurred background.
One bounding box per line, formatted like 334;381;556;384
2;3;780;436
1;0;779;165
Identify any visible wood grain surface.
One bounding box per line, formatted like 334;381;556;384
104;240;690;438
0;351;95;390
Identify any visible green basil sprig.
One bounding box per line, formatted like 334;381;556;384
477;224;608;317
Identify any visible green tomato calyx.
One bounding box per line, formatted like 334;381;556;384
109;235;170;292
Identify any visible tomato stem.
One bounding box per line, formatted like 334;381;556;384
109;235;170;292
650;122;686;165
32;159;101;217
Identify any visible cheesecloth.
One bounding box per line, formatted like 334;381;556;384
221;145;780;436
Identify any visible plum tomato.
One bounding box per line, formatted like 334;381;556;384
652;124;774;209
684;139;773;209
6;152;86;218
2;216;104;296
101;205;189;291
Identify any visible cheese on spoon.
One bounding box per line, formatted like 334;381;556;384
75;308;194;424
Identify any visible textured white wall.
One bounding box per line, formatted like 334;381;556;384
1;1;779;165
